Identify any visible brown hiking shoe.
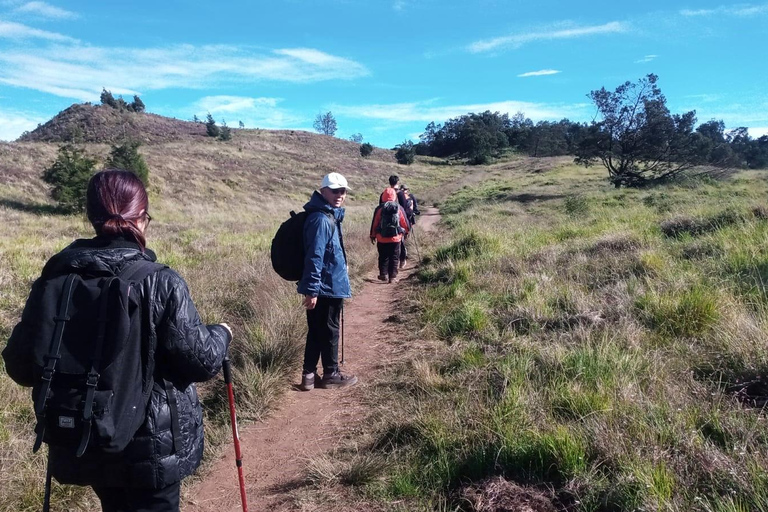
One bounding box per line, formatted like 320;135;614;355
317;371;358;389
300;372;317;391
377;274;388;281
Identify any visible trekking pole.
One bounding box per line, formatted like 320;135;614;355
222;357;248;512
340;304;345;365
411;225;422;262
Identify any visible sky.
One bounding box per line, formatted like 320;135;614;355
0;0;766;148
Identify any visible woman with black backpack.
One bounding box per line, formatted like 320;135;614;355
2;169;232;512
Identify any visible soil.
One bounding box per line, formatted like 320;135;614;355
186;208;441;512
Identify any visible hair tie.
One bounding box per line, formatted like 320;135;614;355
108;213;125;222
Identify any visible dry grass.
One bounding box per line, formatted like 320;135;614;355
0;129;456;511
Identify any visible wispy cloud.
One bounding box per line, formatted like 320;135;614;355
468;21;628;53
393;0;406;11
681;4;768;17
191;95;305;128
635;54;657;63
0;44;370;101
0;19;76;41
0;108;47;141
14;1;79;19
517;69;561;78
331;99;590;124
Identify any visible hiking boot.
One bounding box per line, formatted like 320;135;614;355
399;258;407;269
300;372;317;391
389;276;398;284
317;371;358;389
377;274;388;281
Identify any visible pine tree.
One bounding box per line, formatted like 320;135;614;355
106;142;150;185
42;145;98;213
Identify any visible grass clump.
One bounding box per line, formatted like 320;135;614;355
635;285;720;338
434;232;501;263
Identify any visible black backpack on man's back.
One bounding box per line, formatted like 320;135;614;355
271;210;335;281
378;201;402;238
30;260;165;458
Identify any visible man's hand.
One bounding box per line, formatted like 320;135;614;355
370;238;376;245
303;295;318;310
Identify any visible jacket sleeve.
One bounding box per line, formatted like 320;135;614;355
2;277;46;387
298;213;334;297
155;270;231;384
370;207;381;239
399;207;410;234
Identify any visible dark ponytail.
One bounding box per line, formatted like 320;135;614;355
86;169;149;251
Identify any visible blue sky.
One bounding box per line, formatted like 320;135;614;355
1;0;766;148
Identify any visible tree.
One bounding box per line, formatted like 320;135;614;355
106;141;149;185
360;142;374;157
205;113;220;138
349;133;364;143
218;120;232;141
42;145;98;213
313;111;337;136
575;74;705;187
193;115;200;123
395;140;415;165
238;120;245;129
131;95;145;113
100;88;117;108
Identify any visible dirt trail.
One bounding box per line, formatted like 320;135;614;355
187;208;440;512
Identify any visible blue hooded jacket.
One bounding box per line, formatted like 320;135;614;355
297;191;351;298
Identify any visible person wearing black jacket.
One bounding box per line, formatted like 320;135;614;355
2;170;232;512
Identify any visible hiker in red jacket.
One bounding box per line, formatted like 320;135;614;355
370;188;410;283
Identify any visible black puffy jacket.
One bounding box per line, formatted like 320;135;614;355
2;236;231;488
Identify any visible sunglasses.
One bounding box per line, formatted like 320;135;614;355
329;188;347;195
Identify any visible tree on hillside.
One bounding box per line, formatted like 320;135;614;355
218;120;232;141
205;113;220;138
313;111;337;136
395;140;415;165
106;141;150;185
100;88;117;108
130;95;146;113
349;133;364;143
575;74;706;188
42;145;98;213
239;120;245;129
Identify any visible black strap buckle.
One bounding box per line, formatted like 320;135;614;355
85;371;100;387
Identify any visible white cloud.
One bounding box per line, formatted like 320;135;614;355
517;69;561;78
635;54;657;63
331;99;590;124
393;0;405;11
0;19;76;41
0;44;370;101
191;95;305;129
681;4;768;16
468;21;628;53
0;109;47;141
14;2;79;19
747;126;768;138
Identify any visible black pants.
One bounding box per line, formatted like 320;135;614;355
92;481;180;512
303;297;343;375
377;241;400;279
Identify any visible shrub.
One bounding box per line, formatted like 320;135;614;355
106;141;149;185
360;142;374;157
218;121;232;141
42;144;98;213
395;140;415;165
205;113;220;138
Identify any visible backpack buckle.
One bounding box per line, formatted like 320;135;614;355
85;371;100;387
41;367;56;382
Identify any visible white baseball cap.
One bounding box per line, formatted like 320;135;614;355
321;172;350;190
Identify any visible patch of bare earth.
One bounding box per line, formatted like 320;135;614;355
186;209;441;512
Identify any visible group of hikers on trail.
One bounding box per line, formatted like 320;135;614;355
2;167;420;511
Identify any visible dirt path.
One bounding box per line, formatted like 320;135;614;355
187;207;440;512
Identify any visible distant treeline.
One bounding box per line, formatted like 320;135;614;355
414;110;768;169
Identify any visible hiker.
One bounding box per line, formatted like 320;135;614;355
2;169;232;512
298;172;357;391
398;185;420;268
370;187;410;283
379;174;404;205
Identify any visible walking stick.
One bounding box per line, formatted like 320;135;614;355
222;357;248;512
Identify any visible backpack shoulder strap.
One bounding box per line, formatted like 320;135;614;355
119;259;167;283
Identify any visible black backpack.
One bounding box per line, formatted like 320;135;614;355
271;210;335;281
378;201;402;237
31;260;165;458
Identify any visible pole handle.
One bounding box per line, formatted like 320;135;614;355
223;356;233;384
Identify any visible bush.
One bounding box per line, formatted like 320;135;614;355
42;145;98;213
360;142;374;157
205;113;220;138
106;141;150;185
395;140;415;165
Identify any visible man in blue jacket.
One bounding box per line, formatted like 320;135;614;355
298;172;357;391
